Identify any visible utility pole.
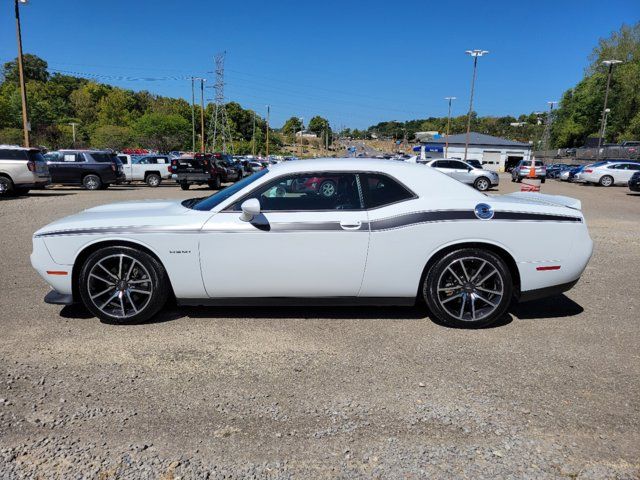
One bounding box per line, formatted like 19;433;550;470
299;117;304;157
251;110;256;156
14;0;30;147
199;78;206;152
265;105;270;158
595;59;622;161
190;77;196;152
444;97;456;158
68;122;78;147
463;50;489;161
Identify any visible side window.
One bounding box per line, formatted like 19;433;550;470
438;161;454;169
361;173;414;209
628;163;640;170
118;156;128;164
450;161;468;169
236;173;362;211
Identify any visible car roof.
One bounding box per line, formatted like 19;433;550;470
0;144;40;151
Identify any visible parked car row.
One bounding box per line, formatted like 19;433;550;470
555;159;640;192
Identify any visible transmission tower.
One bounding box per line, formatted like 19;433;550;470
208;52;234;154
540;101;557;152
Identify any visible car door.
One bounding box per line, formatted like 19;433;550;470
448;160;473;183
118;155;132;180
431;160;454;178
615;163;638;184
199;172;369;298
132;157;146;180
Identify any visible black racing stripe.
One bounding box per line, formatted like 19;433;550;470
493;212;582;222
270;222;344;231
369;210;476;231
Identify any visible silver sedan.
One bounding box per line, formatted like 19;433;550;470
423;159;500;191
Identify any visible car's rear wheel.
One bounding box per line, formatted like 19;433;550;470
83;174;102;190
146;173;161;187
180;182;190;190
0;176;15;196
423;248;512;328
599;175;614;187
208;176;221;189
474;177;490;191
79;246;169;324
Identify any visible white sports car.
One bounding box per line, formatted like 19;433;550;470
31;158;593;328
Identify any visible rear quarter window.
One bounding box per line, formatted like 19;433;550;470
360;173;415;209
0;149;28;161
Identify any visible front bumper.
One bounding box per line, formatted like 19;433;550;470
44;290;74;305
629;181;640;192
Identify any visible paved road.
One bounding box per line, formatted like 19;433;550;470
0;176;638;478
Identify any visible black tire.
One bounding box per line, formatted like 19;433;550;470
146;173;161;187
83;174;102;191
423;248;513;328
319;180;337;197
0;176;15;196
208;176;221;190
511;176;516;183
515;176;522;183
78;246;170;324
474;176;491;191
541;177;546;184
599;175;614;187
180;182;190;191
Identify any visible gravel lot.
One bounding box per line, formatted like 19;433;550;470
1;175;639;479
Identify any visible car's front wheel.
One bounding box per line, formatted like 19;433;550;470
0;176;15;196
474;177;491;191
78;246;169;324
423;248;512;328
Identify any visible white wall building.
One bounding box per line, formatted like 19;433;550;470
415;132;532;172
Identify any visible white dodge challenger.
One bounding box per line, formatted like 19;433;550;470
31;158;593;328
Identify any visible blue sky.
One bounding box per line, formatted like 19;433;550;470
1;0;637;128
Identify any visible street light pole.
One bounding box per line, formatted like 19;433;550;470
265;105;270;158
444;96;456;158
463;50;489;161
251;110;256;156
595;59;622;161
14;0;30;148
299;117;304;157
68;122;78;147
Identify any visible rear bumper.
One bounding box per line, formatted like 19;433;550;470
44;289;74;305
175;173;211;183
518;279;579;303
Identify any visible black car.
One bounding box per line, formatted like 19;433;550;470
629;171;640;192
170;152;241;190
45;150;124;190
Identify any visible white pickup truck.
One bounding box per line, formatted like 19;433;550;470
116;154;172;187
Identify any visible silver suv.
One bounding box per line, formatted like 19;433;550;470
0;145;50;197
424;158;500;191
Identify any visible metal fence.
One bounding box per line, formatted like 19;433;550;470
534;146;639;164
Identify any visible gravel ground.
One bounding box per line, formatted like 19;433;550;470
0;176;639;479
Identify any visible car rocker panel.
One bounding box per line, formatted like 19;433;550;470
32;158;593;328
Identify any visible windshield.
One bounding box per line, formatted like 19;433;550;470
188;169;269;211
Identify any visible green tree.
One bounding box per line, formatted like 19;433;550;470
133;113;190;152
282;116;302;136
92;125;135;150
1;54;49;83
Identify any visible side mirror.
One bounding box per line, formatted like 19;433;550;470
467;167;472;171
240;198;260;222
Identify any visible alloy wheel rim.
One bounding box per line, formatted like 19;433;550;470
477;178;489;190
87;254;153;319
0;181;7;193
149;176;159;186
436;256;504;322
86;178;98;189
321;182;336;197
602;177;612;186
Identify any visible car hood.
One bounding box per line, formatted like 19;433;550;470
34;199;209;237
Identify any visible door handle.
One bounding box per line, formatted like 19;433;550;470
340;220;362;230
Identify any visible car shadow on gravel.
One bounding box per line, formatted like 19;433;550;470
510;294;583;319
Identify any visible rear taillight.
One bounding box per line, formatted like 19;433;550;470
111;162;117;172
170;160;178;173
584;169;593;173
27;160;35;172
